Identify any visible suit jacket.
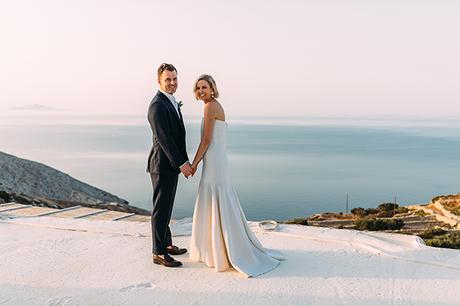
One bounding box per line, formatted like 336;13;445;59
147;91;188;174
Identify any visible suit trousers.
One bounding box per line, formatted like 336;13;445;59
150;173;179;255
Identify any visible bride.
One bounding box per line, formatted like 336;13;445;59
189;74;284;278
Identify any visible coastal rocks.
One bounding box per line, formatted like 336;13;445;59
286;200;460;249
287;203;448;233
432;193;460;217
0;151;128;205
0;191;151;216
0;151;151;215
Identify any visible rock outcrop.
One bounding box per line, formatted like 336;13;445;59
0;151;128;205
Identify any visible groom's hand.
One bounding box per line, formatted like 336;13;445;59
180;162;193;178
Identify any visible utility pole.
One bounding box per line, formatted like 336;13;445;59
346;193;349;214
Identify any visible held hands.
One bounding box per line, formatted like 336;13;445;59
180;161;199;178
180;162;193;178
191;163;198;176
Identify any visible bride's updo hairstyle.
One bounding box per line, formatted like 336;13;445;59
193;74;220;100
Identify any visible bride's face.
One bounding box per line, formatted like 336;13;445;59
195;80;213;102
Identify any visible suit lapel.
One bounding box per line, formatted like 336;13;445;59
177;106;185;130
157;91;185;131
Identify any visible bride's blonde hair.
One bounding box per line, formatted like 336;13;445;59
193;74;220;100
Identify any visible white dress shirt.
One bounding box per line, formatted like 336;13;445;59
159;89;180;117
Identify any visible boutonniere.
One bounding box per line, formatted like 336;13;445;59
178;101;183;108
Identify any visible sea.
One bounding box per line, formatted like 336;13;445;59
1;115;459;221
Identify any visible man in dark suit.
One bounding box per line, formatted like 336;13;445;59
147;63;193;267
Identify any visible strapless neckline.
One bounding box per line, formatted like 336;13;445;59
202;118;227;125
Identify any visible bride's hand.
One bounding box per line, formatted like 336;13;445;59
191;163;198;175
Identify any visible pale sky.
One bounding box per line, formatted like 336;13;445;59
1;0;459;117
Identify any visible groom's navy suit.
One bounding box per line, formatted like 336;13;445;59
147;91;188;255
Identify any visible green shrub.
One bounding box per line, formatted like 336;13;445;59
0;191;11;202
378;203;399;211
285;218;309;225
351;204;408;218
376;210;395;218
396;207;409;214
414;209;428;217
354;217;404;231
351;207;366;216
418;227;447;239
450;207;460;216
364;208;379;215
424;231;460;249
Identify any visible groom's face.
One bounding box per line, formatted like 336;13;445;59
158;70;178;94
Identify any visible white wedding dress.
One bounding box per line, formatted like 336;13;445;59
190;119;284;277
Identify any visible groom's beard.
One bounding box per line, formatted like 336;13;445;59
165;84;177;94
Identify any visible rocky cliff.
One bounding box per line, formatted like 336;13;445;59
0;151;128;205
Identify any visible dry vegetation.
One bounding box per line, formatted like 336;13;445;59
286;195;460;250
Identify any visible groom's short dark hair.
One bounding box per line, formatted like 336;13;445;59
157;63;177;78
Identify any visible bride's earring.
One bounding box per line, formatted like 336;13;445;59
211;92;215;98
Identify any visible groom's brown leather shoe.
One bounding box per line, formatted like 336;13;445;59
153;254;182;267
167;245;188;255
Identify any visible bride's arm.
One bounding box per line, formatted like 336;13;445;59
191;102;217;172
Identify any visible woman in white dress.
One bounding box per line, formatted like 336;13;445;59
189;74;284;278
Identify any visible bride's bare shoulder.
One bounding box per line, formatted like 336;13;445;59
204;100;225;120
205;100;222;113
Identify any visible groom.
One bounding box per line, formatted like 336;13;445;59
147;63;193;268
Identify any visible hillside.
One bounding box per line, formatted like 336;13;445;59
0;151;128;205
